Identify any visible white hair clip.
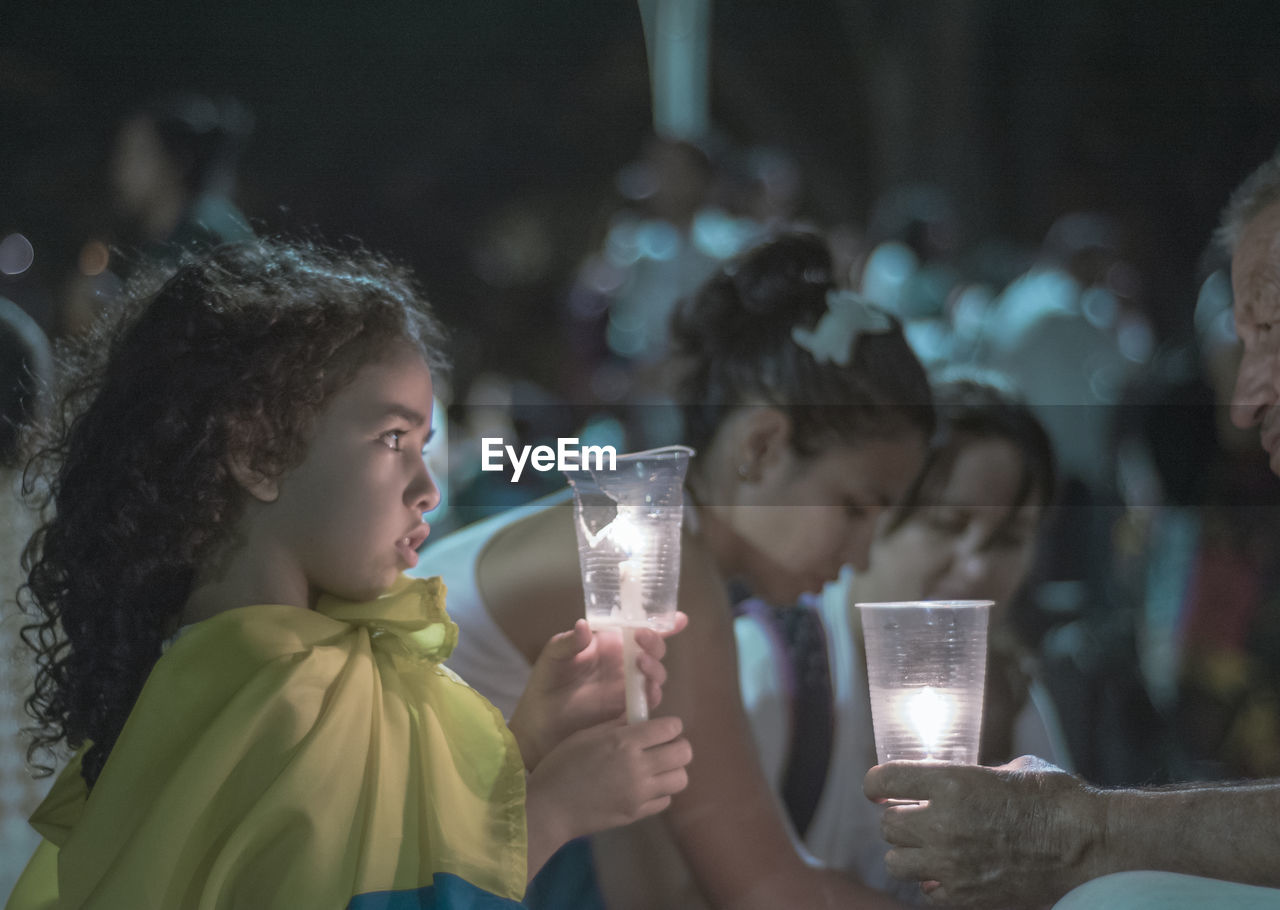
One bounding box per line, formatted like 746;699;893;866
791;289;893;366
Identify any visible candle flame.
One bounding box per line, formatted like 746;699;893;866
609;508;646;556
579;504;646;555
905;686;953;757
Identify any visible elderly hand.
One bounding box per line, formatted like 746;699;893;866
863;756;1108;908
509;613;688;770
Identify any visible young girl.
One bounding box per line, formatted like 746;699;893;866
9;238;691;909
736;376;1071;904
414;233;934;909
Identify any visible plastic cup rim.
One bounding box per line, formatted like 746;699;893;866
854;599;994;609
613;444;696;462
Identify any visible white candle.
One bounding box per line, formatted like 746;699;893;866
619;559;648;723
619;558;643;619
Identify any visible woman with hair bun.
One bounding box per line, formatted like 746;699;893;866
416;232;934;909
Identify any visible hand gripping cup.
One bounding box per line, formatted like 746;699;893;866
856;600;992;763
565;445;694;722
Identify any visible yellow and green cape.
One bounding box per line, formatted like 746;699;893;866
7;576;527;909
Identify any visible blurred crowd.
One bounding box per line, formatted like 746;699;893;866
0;92;254;894
5;91;1280;897
449;130;1280;795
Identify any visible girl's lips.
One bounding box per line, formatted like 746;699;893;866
406;522;431;549
396;536;420;569
395;523;431;569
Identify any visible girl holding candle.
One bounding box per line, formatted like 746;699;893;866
736;376;1070;903
414;232;933;909
8;239;692;908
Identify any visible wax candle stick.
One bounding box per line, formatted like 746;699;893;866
618;559;648;723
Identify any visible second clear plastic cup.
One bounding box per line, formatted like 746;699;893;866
857;600;992;764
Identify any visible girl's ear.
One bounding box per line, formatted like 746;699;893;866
736;406;792;482
224;415;280;503
226;452;280;503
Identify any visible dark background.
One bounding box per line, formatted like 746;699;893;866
8;0;1280;787
6;1;1280;385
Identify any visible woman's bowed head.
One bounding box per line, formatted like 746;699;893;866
440;232;934;910
13;237;690;906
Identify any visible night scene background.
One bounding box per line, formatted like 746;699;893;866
6;0;1280;892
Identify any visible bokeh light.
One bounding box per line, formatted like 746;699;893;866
0;234;34;276
79;240;111;277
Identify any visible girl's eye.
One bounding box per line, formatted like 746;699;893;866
380;430;405;451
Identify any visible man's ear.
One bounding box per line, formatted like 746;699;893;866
226;451;279;503
736;406;793;482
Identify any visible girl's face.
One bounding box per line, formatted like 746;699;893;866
729;433;926;604
255;341;440;605
855;438;1043;609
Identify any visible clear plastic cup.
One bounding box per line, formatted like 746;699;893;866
565;445;694;634
565;444;693;723
857;600;992;763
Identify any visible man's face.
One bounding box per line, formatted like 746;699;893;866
1231;198;1280;476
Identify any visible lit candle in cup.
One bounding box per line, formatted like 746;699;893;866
857;601;992;764
564;445;694;724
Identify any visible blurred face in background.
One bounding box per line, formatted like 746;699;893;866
852;437;1045;618
722;427;926;605
110;116;175;218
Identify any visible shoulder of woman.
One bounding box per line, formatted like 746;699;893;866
475;502;585;662
676;528;728;613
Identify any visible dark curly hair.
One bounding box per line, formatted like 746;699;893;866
668;232;934;457
19;237;448;787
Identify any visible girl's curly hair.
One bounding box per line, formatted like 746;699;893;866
19;237;448;787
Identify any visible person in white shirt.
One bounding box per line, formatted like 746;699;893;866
738;376;1068;904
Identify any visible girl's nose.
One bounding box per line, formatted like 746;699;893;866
409;459;441;514
943;530;989;597
954;548;988;592
844;515;878;573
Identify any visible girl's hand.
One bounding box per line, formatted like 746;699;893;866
509;613;688;770
524;716;692;878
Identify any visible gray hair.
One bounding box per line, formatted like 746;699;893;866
1217;145;1280;254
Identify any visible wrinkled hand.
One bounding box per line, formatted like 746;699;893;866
509;613;688;770
863;756;1106;908
526;716;693;848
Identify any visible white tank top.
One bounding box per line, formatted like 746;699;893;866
409;491;572;719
